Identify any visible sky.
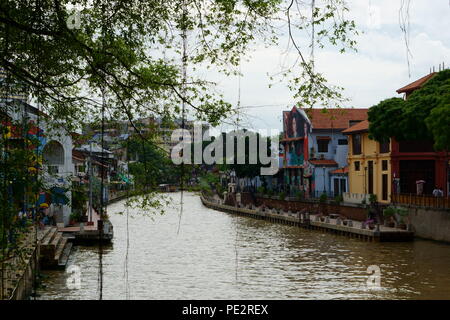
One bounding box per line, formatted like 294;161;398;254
201;0;450;133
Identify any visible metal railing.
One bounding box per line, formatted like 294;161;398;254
392;193;449;209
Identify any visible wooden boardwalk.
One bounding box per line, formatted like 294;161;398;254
58;208;113;243
201;196;414;242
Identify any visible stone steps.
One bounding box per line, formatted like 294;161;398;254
39;226;73;269
58;242;73;267
41;227;58;246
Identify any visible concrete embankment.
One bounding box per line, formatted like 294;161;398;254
201;195;414;242
408;206;450;243
1;227;41;300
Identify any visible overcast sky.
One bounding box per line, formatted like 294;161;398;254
201;0;450;133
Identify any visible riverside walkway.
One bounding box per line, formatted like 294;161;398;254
201;195;414;242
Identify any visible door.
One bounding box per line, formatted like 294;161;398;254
334;178;340;196
340;178;346;194
382;174;388;201
368;161;374;194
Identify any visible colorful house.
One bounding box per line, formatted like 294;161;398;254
280;107;312;195
280;107;368;197
305;108;368;197
2;98;75;226
342;120;392;204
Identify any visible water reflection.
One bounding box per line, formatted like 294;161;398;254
38;192;450;300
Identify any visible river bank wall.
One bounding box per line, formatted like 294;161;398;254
407;206;450;243
234;193;369;221
227;192;450;244
1;227;40;300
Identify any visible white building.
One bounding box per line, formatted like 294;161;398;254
3;99;75;226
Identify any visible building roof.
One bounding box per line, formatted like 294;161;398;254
331;166;349;174
396;72;436;94
301;108;369;130
342;120;369;134
309;159;338;166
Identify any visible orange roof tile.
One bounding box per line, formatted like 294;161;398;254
301;108;369;130
309;159;338;166
331;166;349;174
342;120;369;134
396;72;436;94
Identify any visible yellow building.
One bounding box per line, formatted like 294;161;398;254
342;120;391;204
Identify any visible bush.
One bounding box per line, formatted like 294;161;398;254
70;211;81;222
257;186;266;194
334;195;343;204
319;193;328;203
383;206;396;218
369;194;377;204
296;191;304;200
279;191;286;201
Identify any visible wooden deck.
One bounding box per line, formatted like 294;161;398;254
201;196;414;242
58;209;113;243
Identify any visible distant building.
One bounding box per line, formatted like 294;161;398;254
83;117;210;154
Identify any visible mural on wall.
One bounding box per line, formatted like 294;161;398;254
283;109;307;138
283;109;310;166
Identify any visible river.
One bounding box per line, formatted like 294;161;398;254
37;192;450;299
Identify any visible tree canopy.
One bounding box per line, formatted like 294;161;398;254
1;0;358;133
368;69;450;151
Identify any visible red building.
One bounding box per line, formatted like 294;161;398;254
391;72;449;196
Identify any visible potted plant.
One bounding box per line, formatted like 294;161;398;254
319;193;328;203
279;191;286;201
334;194;343;205
365;219;376;230
396;207;409;230
368;194;377;205
296;191;304;201
383;206;396;227
69;212;80;226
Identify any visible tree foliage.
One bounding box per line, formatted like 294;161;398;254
1;0;358;132
368;70;450;151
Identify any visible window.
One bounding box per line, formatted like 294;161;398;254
43;141;64;165
352;134;361;155
76;165;86;174
354;161;360;171
349;120;362;127
317;139;329;153
338;139;348;145
379;140;390;153
382;160;388;171
47;165;59;174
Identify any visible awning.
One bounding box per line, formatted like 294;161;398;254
51;187;69;205
119;173;131;184
316;136;331;140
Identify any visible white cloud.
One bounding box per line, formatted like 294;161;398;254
199;0;450;132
